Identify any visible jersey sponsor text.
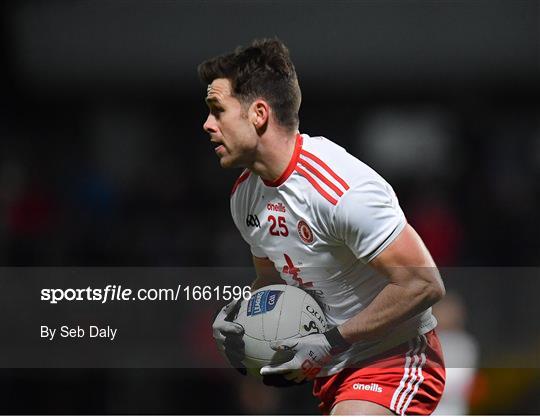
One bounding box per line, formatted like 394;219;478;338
267;202;286;212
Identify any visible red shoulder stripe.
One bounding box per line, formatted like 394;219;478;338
300;149;350;191
298;157;344;197
231;170;251;196
295;166;338;205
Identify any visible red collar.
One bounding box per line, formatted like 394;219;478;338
262;134;303;187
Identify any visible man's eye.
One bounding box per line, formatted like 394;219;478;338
210;108;223;116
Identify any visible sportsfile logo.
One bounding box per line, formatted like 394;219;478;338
352;383;383;393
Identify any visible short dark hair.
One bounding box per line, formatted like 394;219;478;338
198;38;301;133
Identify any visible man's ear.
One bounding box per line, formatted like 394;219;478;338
250;100;270;128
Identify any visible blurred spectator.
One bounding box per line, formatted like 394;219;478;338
408;194;463;266
354;108;458;180
433;292;479;415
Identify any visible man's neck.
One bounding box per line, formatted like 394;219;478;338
250;131;298;183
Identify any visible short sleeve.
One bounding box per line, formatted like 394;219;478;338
249;244;267;258
333;180;406;263
230;196;267;258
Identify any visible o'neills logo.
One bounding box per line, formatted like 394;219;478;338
297;219;314;244
267;202;286;212
352;383;382;393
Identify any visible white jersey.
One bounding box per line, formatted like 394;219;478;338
230;133;437;376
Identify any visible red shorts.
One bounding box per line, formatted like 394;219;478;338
313;330;445;415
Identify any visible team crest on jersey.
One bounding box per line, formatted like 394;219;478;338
297;219;314;244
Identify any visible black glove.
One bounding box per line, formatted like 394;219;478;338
212;300;246;375
261;327;351;386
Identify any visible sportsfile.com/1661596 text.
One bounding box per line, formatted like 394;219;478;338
40;285;251;304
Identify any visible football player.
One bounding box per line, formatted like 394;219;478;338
201;39;446;416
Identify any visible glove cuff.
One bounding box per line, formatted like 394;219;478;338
324;327;351;355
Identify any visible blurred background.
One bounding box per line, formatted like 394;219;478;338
1;0;539;414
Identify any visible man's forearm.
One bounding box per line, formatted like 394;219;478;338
251;256;285;291
337;276;444;344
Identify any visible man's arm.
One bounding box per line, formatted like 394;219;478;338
251;255;285;290
338;224;445;344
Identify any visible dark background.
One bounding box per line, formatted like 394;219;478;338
1;0;539;414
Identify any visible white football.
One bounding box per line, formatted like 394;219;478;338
233;284;328;376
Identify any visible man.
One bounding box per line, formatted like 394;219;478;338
200;38;446;415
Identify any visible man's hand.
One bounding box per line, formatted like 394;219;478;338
212;300;246;375
260;328;350;384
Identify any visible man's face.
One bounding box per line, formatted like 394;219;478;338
203;78;257;168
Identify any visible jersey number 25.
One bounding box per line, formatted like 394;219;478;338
268;215;288;237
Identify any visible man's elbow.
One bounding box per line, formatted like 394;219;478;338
425;278;445;305
408;274;445;307
430;282;446;304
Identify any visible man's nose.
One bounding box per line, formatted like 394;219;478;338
203;115;218;134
